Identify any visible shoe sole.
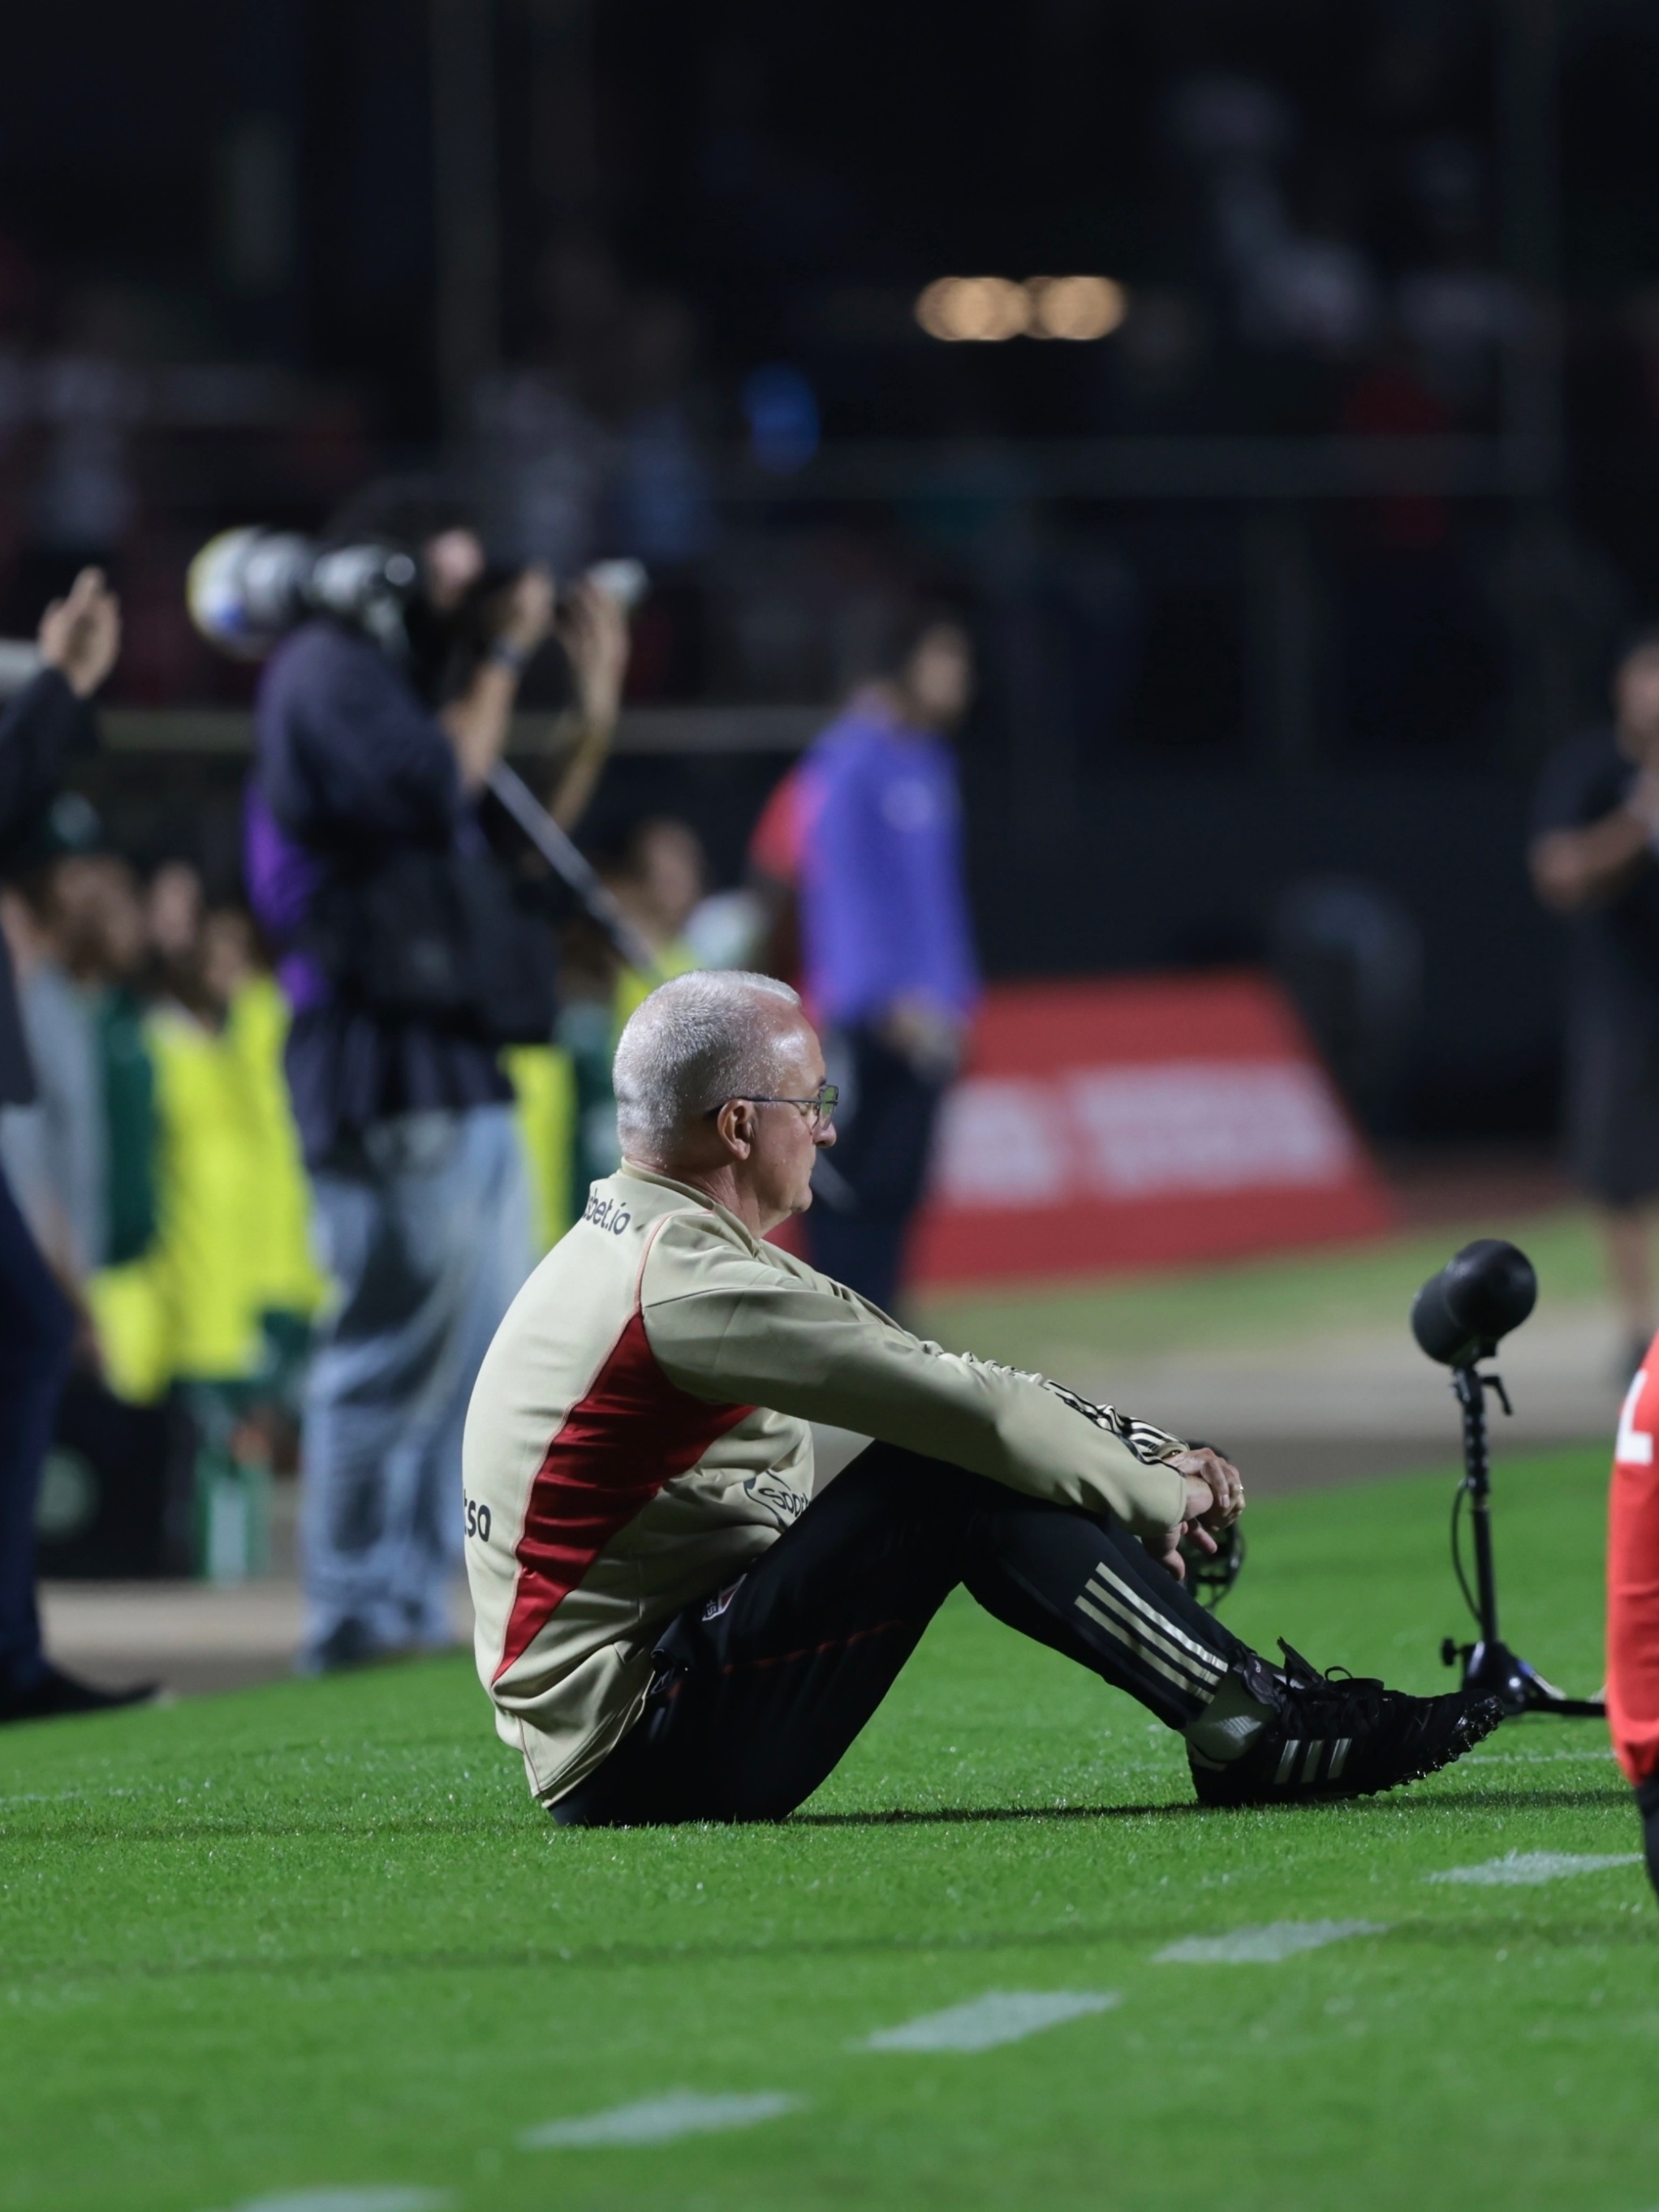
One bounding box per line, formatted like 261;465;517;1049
1191;1696;1506;1809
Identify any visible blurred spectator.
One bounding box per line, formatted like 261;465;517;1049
472;242;710;579
144;859;205;979
1531;632;1659;1374
798;608;980;1312
608;817;705;1026
525;820;708;1239
0;867;105;1284
64;854;157;1269
89;886;323;1578
746;761;812;988
247;481;626;1670
91;882;321;1400
0;568;148;1723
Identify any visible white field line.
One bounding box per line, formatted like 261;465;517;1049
858;1990;1119;2052
1155;1920;1389;1965
521;2091;804;2148
1426;1851;1642;1887
226;2193;453;2212
1463;1749;1615;1766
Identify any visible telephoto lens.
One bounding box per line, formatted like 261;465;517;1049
1411;1238;1537;1367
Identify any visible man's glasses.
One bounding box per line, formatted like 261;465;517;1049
706;1083;839;1132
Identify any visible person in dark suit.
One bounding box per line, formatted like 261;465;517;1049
0;567;148;1724
1531;631;1659;1375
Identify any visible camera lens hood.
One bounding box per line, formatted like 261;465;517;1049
1411;1238;1537;1366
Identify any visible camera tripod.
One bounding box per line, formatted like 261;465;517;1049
1438;1359;1605;1718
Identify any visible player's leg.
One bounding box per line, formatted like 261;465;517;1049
0;1162;75;1706
553;1442;1499;1827
1607;1349;1659;1903
1640;1775;1659;1901
300;1125;455;1671
552;1443;972;1823
553;1445;1245;1825
1569;1011;1659;1375
807;1026;945;1313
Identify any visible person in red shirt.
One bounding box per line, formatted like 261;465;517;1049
1609;1349;1659;1899
745;760;814;995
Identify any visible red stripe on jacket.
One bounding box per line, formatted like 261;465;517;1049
493;1306;756;1683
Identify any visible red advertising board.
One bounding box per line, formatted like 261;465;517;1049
907;972;1394;1287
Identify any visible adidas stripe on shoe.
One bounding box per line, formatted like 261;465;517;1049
1189;1642;1504;1808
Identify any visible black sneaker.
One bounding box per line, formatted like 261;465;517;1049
1189;1642;1504;1807
0;1664;158;1726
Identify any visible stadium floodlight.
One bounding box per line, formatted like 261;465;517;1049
1411;1239;1604;1719
1026;275;1127;341
915;274;1128;342
914;277;1032;342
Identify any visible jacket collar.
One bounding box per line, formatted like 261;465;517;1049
615;1161;764;1256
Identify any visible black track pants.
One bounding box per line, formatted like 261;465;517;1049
552;1442;1247;1827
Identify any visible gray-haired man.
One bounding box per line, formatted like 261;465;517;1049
462;970;1500;1824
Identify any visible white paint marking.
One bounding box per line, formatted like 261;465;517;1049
520;2091;804;2148
1464;1749;1614;1766
1427;1851;1642;1887
1155;1920;1388;1965
229;2193;453;2212
859;1989;1120;2052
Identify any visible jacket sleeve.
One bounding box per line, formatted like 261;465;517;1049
640;1219;1190;1537
0;670;95;850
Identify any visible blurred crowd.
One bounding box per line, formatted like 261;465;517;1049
0;793;752;1569
0;535;980;1681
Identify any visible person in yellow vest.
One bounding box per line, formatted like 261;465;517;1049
90;901;323;1577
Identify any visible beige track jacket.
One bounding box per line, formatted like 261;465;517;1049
463;1164;1191;1802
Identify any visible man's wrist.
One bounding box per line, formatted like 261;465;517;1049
489;638;533;676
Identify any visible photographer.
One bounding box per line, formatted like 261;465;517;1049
0;569;146;1724
247;486;627;1672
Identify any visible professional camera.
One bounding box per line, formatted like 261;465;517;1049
185;523;659;982
186;526;647;663
187;528;421;659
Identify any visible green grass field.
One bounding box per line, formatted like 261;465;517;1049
914;1206;1608;1366
3;1433;1653;2212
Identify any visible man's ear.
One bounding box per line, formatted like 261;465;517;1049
714;1099;756;1156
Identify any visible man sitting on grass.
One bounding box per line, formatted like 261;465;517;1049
463;971;1502;1825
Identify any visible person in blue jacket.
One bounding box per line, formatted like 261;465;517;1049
797;605;979;1313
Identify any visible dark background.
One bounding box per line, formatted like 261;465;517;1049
3;0;1657;1139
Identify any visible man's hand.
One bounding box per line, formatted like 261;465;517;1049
498;564;557;659
554;578;629;730
1152;1446;1245;1582
545;579;631;830
881;992;964;1081
38;568;121;699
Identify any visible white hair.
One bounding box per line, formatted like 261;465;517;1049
613;970;804;1155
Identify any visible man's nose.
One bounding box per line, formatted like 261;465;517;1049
815;1122;837;1149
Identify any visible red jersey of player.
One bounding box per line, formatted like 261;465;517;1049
1609;1347;1659;1897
